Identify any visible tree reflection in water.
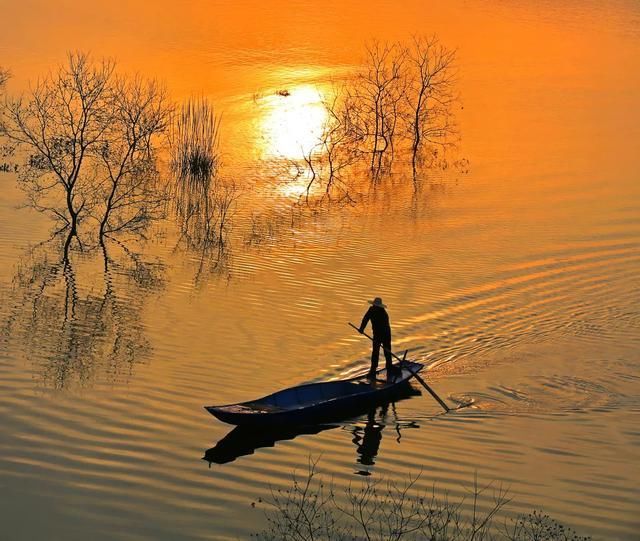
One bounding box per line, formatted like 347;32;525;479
2;232;164;389
171;172;237;285
170;98;238;286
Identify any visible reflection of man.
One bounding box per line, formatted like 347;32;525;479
358;297;393;379
355;409;383;466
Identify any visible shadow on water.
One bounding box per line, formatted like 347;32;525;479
350;398;420;476
1;232;164;388
204;424;341;465
203;385;421;467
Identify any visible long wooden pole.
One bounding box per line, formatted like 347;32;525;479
349;322;450;412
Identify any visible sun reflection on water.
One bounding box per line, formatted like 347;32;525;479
258;84;327;160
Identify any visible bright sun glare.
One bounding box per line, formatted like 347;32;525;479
259;85;327;160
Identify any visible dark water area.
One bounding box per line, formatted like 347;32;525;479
1;1;639;540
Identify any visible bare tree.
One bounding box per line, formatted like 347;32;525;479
319;88;362;198
2;233;163;389
303;37;458;190
212;178;239;245
405;36;457;177
95;76;171;241
294;86;365;204
0;67;9;91
351;41;408;177
256;461;522;541
0;67;13;163
0;53;115;253
0;52;171;256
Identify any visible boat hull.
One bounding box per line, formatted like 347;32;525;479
205;362;424;426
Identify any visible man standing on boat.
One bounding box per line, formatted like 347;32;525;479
358;297;394;379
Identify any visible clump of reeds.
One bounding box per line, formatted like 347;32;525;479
170;98;221;184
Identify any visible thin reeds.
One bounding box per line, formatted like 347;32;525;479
255;460;593;541
170;98;221;184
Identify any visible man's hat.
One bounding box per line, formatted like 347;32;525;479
368;297;387;308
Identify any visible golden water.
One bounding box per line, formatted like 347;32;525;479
1;1;639;539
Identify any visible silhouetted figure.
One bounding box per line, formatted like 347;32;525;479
354;408;383;469
359;297;394;379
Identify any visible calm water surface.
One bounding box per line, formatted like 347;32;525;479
1;1;639;540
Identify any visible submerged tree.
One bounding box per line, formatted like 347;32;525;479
95;76;171;240
0;67;9;91
352;41;408;177
0;52;171;255
1;53;114;250
405;36;457;177
317;87;363;199
296;36;459;197
0;68;12;163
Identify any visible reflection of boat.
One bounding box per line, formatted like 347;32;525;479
204;385;422;465
205;361;424;426
204;424;338;465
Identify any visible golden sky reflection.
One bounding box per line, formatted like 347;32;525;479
0;2;639;540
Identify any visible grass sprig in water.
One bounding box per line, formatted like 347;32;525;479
170;98;221;183
252;459;592;541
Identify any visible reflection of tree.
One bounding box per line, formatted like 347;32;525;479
169;98;238;285
2;232;164;389
171;174;237;285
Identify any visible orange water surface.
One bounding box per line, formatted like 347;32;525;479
0;1;639;539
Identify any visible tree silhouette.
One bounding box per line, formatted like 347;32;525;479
0;52;171;258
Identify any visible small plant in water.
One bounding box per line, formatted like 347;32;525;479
170;97;221;183
504;511;592;541
252;459;592;541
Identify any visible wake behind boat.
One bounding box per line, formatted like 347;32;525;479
205;361;424;426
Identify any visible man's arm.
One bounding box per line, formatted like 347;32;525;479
359;308;372;333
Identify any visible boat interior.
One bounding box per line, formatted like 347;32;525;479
255;362;422;409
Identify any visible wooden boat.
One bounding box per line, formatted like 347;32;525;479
204;361;424;426
203;384;421;463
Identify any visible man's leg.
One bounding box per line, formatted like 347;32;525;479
369;339;380;377
383;337;393;372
